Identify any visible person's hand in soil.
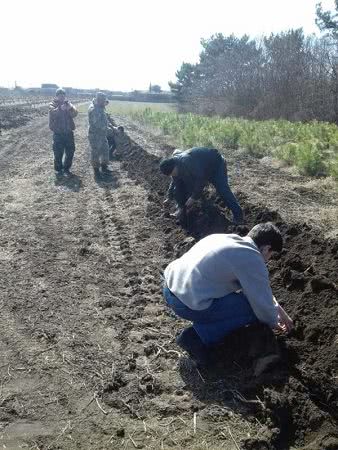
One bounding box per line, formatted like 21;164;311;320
170;207;185;220
274;304;294;334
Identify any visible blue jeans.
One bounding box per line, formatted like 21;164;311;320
210;157;243;221
163;286;257;345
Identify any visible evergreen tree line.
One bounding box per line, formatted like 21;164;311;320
170;2;338;123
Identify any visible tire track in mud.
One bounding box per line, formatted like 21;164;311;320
97;191;133;262
93;165;167;345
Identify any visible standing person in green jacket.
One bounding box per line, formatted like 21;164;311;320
49;88;78;177
88;92;112;180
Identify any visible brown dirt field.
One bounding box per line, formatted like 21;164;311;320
0;105;49;131
0;111;337;450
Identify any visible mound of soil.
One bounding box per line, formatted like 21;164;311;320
117;142;338;450
0;105;49;131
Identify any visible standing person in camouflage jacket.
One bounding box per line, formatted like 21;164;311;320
49;88;78;177
88;92;111;180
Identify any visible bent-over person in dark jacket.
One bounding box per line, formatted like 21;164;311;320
160;147;243;224
49;88;78;177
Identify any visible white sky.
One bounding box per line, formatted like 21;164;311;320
0;0;336;91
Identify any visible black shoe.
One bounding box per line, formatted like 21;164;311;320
176;327;210;367
232;216;245;225
63;169;72;177
94;168;101;180
101;164;112;173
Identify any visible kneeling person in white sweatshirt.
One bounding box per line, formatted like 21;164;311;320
163;222;293;366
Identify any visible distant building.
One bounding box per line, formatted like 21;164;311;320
40;83;59;95
41;83;58;89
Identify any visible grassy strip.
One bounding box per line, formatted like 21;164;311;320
127;108;338;179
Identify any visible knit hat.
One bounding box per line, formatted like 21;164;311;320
55;88;66;96
159;158;177;175
96;92;107;100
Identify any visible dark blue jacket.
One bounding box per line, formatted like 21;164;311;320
168;147;224;200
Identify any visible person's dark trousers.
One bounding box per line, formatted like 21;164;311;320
107;135;116;160
52;132;75;172
171;178;191;208
210;157;243;222
163;286;258;346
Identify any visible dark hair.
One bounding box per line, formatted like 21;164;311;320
159;158;177;176
248;222;283;253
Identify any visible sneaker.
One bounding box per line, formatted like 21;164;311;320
63;169;72;177
55;170;63;178
176;327;210;367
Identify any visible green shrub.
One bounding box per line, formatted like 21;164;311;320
124;108;338;179
328;154;338;180
275;142;299;165
294;141;326;176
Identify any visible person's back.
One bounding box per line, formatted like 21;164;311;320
176;147;221;183
88;100;108;136
165;233;275;326
160;147;243;224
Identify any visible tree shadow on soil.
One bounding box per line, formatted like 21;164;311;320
54;173;83;192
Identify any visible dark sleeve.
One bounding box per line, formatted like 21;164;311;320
180;154;206;200
107;114;116;126
167;179;175;199
69;104;78;118
48;106;60;131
